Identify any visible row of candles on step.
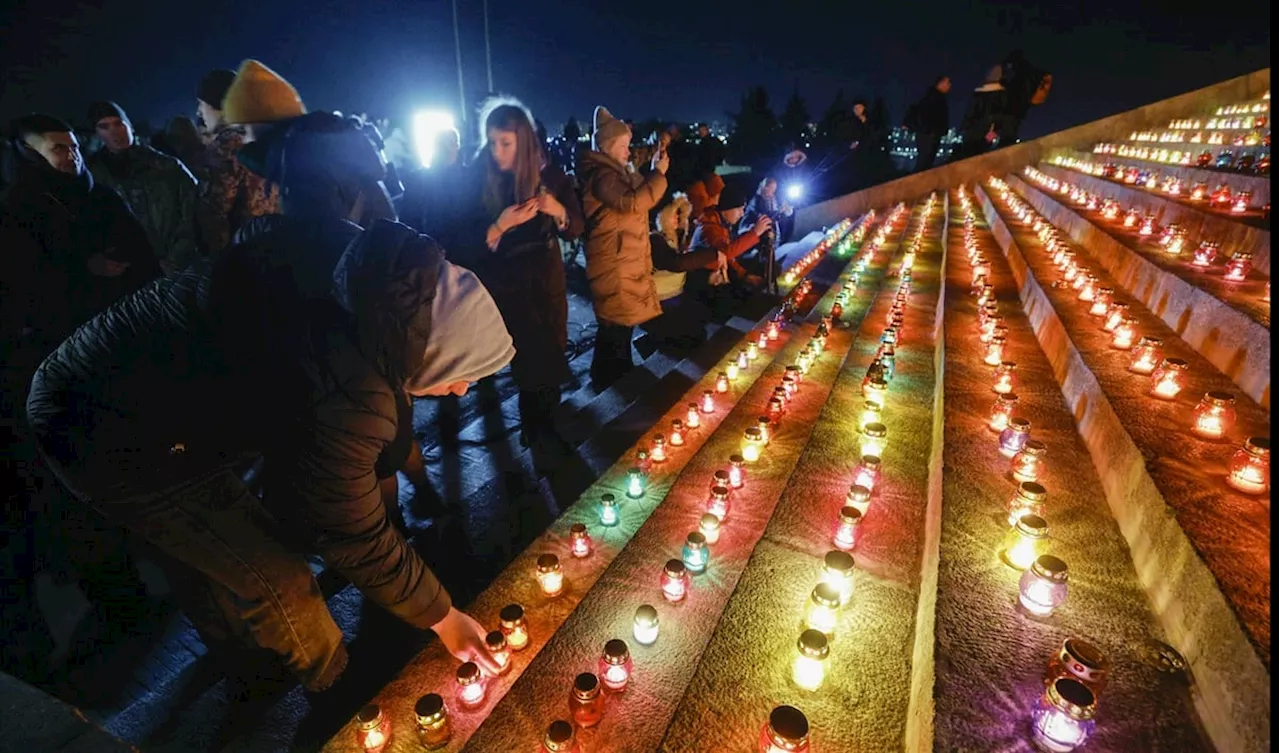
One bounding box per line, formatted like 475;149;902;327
779;216;859;288
348;219;867;752
1124;121;1269;144
1022;167;1267;296
987;178;1271;497
957;187;1102;753
1091;141;1271;176
1047;154;1270;218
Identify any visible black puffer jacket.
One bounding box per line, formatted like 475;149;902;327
27;218;453;629
88;144;199;276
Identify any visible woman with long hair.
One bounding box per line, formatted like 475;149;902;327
438;97;583;478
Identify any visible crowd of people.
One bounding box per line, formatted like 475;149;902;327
0;58;784;718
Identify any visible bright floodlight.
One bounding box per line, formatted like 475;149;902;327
786;183;804;201
413;110;457;168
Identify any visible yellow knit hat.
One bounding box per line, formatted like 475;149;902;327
222;59;306;125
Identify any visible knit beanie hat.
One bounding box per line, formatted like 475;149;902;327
406;260;516;394
86;101;130;128
592;105;631;152
718;183;748;211
222;60;306;125
985;64;1004;85
198;68;238;109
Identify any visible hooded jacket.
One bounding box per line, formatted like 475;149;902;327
88;144;199;276
195;124;281;256
578;149;668;326
960;82;1008;143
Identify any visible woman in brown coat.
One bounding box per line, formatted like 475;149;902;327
579;105;669;389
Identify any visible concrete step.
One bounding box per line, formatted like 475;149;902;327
977;180;1271;753
1007;171;1271;407
930;188;1212;751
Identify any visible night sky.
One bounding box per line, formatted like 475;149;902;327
1;0;1272;140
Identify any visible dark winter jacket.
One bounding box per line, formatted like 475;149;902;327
88;144;199;276
960;83;1009;144
909;88;950;136
398;161;468;237
26;218;454;629
690;134;726;181
690;207;763;279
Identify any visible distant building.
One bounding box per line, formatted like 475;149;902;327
890;126;961;167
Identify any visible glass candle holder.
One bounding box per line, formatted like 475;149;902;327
1138;214;1156;236
1191;241;1218;267
626;466;646;499
1087;287;1112;317
747;341;761;361
1100;300;1131;332
633;604;659;645
661;559;689;602
1123;208;1139;228
1191;391;1236;440
485;630;512;675
414;694;451;750
1223;252;1253;281
743;427;765;462
863;377;888;404
715;372;730;394
1007;481;1048;526
1001;514;1049;570
682;532;709;574
983;335;1006;367
568;523;592;559
569;672;604;729
1149;358;1188;400
988;393;1019;432
845;484;872;516
860;399;883;430
791;629;830;692
833;505;863;552
757;330;769;348
599;639;633;692
700;391;717;418
499;603;529;651
635;448;652;474
1020;555;1069;617
999;417;1032;458
1231;190;1252;213
728;454;746;489
650;434;668;463
600;493;620;526
805;582;842;638
881;327;898;346
455;661;487;708
759;705;811;753
669;419;686;447
768;397;785;422
727;361;740;380
1226;437;1271;495
1111;318;1141;350
821;550;856;606
737;349;750;369
536;554;564;597
860;422;888;458
1031;678;1097;752
699;512;722;545
786;364;803;385
1128;337;1163;375
1046;638;1110;698
542;720;580;753
989;361;1019;395
979;316;1003;344
782;376;798;402
1077;276;1097;302
880;349;897;381
683;404;701;431
767;321;780;340
355;703;391;753
773;386;789;410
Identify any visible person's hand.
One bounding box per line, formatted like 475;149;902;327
88;252;130;278
431;606;504;676
752;215;773;237
716;251;728;269
653;151;670;175
497;200;540;231
537;192;567;225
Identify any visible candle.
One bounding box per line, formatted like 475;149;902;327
699;512;722;544
568;523;592;559
1223;252;1253;281
727;362;740;380
599;492;620;525
568;673;604;729
1231;190;1252;213
1149;358;1188;399
743;427;765;462
715;372;730;393
1138;214;1156;236
685;403;701;429
1045;638;1110;697
833;505;863;551
1190;391;1236;440
983;335;1006;366
1001;514;1048;570
650;434;667;463
1007;480;1048;526
860;399;884;429
737;349;750;369
635;448;651;474
542;720;580;753
455;661;487;708
863;377;888;404
633;604;660;645
682;531;709;574
768;397;785;422
1128;337;1163;375
414;694;451;750
1100;302;1129;333
1191;241;1218;267
1077;276;1097;302
791;629;830;691
484;630;512;675
1087;288;1112;317
598;639;633;692
748;342;760;360
1019;555;1069;617
999;417;1032;457
804;582;842;638
821;550;856;606
988;393;1019;432
781;375;798;401
852;454;882;492
661;559;689;602
702;389;716;414
355;703;391;753
499;603;529;650
845;484;872;516
992;361;1018;394
536;554;564;596
1031;678;1097;752
1226;437;1270;495
767;321;780;340
1110;318;1137;349
759;705;811;753
860;422;888;458
1123;208;1139;228
669;419;685;447
728;454;746;488
757;330;769;348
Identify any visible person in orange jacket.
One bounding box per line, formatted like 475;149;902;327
689;182;772;287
